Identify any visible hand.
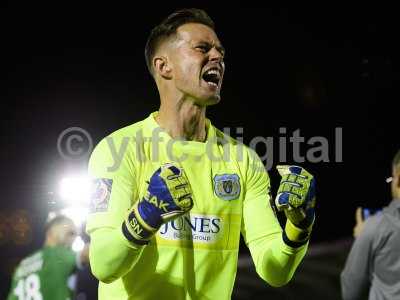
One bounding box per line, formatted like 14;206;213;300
353;207;365;238
275;165;316;229
80;243;90;265
122;163;193;245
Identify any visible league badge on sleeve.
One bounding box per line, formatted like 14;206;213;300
89;178;113;213
213;174;241;201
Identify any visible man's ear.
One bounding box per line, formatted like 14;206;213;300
153;56;172;79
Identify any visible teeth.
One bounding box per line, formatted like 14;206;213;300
205;69;220;76
207;70;218;75
203;68;221;88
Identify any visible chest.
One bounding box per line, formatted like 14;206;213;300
135;152;244;251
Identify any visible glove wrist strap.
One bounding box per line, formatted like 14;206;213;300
122;208;156;246
282;230;308;248
283;220;312;247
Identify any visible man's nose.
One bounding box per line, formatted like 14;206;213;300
209;47;223;62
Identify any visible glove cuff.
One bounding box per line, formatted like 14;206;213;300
295;212;315;230
122;207;157;246
283;219;313;247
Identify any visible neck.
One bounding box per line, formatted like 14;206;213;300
156;95;207;142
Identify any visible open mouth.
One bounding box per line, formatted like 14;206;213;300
202;67;221;88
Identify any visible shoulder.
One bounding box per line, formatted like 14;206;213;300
19;250;43;267
91;119;145;157
382;201;400;229
213;126;261;162
364;212;384;232
360;213;385;244
47;246;76;268
372;205;400;247
108;119;147;140
213;125;267;181
88;119;146;176
13;250;44;278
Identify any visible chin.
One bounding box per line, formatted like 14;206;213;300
207;94;221;105
197;92;221;106
187;87;222;106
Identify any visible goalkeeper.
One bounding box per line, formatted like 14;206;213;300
86;8;316;300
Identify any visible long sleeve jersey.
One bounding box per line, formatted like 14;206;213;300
86;112;308;300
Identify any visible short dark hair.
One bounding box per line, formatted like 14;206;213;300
144;8;215;75
45;215;73;233
393;149;400;168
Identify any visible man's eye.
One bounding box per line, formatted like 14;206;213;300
196;45;208;52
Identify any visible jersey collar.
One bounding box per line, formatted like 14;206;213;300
142;111;217;156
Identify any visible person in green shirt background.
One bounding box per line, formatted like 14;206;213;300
7;215;89;300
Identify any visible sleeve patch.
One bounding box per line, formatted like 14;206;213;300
89;178;113;213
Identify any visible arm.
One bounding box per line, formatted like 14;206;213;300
78;243;90;266
340;212;378;300
89;228;144;283
242;195;308;287
86;138;144;283
87;139;193;283
241;152;308;287
352;207;365;238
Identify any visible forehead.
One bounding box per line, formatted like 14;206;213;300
176;23;222;46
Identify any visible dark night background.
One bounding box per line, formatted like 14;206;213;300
2;1;399;299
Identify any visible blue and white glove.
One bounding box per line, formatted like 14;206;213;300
275;165;316;246
122;163;193;245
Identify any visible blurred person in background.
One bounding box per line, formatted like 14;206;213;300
7;215;89;300
341;149;400;300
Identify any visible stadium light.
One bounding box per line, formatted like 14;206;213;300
58;175;91;227
59;175;91;205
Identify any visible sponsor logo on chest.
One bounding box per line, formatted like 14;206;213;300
158;214;221;243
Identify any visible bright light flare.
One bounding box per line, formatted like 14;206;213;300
59;176;91;205
72;236;85;252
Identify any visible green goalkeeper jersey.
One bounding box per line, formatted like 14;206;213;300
7;246;77;300
87;112;308;300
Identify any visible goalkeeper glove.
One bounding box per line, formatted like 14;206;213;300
122;163;193;245
275;165;316;247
